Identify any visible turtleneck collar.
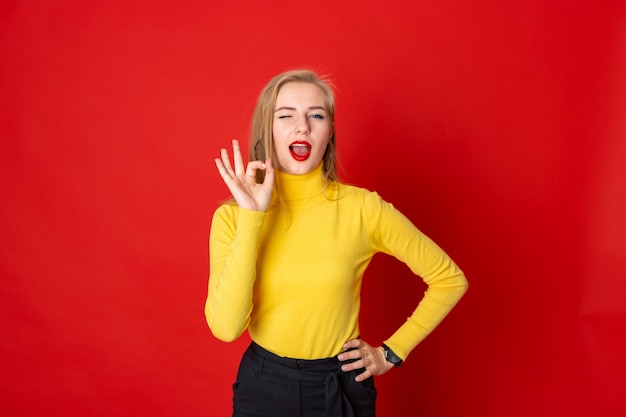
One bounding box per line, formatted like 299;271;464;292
273;162;326;204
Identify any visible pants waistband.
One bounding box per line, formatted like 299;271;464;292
249;342;347;375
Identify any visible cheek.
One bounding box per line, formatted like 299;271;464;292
272;123;289;142
315;139;331;159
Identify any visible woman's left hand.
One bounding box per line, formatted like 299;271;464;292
338;339;395;382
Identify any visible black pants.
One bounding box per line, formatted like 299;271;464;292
232;342;377;417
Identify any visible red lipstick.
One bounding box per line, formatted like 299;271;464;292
289;141;312;161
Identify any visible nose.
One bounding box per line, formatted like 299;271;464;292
295;115;310;135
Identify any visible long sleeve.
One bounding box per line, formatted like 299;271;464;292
363;192;468;360
205;164;466;360
205;204;266;342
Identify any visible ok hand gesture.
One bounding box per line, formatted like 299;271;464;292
214;139;275;212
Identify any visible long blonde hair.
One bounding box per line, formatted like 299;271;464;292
249;69;339;184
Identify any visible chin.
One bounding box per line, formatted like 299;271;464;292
280;162;315;175
285;166;311;175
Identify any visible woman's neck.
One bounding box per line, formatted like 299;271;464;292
274;163;325;202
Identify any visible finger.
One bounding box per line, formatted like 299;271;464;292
220;148;235;177
262;158;275;186
342;339;361;350
338;350;358;362
232;139;245;176
341;358;372;378
215;158;232;182
355;369;372;382
245;160;266;178
338;349;367;366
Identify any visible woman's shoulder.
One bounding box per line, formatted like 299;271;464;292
333;181;386;207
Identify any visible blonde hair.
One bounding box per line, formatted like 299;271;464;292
249;69;338;184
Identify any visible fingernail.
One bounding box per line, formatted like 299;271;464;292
338;355;343;361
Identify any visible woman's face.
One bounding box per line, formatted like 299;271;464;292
272;82;333;175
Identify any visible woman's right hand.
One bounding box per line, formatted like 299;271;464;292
214;139;275;212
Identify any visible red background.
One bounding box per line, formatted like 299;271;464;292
2;1;625;416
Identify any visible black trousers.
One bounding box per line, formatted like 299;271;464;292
232;342;377;417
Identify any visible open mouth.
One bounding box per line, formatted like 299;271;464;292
289;141;312;161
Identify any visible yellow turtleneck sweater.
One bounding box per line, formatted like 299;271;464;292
206;163;467;360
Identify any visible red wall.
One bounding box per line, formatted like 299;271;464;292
1;1;625;416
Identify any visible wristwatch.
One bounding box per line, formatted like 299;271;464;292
382;344;403;368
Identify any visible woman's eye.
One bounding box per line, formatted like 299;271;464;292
278;115;291;119
309;114;324;119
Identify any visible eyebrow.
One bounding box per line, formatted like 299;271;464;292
274;106;327;113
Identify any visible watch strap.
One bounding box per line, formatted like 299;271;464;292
382;344;403;368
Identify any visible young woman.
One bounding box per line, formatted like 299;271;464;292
206;69;468;417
